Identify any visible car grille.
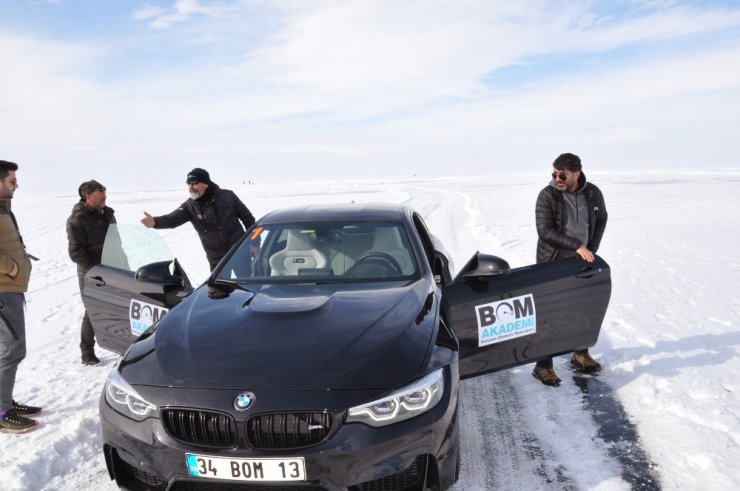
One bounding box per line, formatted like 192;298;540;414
162;408;237;448
123;461;167;489
351;455;428;491
246;412;334;450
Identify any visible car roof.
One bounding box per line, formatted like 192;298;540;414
258;203;411;224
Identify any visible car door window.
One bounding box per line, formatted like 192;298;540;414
411;213;436;268
101;224;176;272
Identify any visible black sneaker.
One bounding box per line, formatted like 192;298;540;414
0;409;39;434
12;400;42;416
81;353;101;366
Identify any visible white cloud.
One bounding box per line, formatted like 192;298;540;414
234;1;740;114
133;0;233;29
2;1;740;192
133;4;167;21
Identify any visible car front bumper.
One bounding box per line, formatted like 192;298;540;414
100;367;460;491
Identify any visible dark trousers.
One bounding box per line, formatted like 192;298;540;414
536;349;589;368
77;276;96;355
0;293;26;412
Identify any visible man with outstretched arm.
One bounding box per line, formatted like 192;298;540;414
141;168;258;271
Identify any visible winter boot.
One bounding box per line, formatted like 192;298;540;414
571;350;602;373
81;352;101;366
532;365;561;387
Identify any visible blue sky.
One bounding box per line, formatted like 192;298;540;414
2;0;739;193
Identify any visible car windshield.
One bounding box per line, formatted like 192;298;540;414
217;220;419;283
101;224;177;273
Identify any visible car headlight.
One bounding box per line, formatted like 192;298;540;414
347;368;444;427
104;368;158;421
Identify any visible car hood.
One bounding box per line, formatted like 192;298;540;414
121;279;437;391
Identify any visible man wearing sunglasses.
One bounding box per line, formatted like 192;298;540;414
532;153;608;387
66;179;116;366
141;168;257;271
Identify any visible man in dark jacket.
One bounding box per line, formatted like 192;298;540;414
141;168;257;271
532;153;608;387
66;180;116;366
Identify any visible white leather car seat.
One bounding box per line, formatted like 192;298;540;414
269;230;329;276
371;227;414;275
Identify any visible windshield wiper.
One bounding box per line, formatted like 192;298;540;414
306;278;345;284
208;278;255;300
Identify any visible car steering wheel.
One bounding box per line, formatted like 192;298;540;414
347;251;403;278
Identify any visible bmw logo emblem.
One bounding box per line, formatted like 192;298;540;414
234;392;256;412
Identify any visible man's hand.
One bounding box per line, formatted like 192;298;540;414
8;259;18;279
141;211;155;228
576;245;595;263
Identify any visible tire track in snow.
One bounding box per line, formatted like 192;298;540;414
455;372;576;490
573;373;662;490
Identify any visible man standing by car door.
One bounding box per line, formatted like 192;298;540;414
67;180;116;366
0;160;42;433
532;153;608;387
140;168;258;271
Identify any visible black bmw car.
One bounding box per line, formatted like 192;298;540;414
83;203;611;491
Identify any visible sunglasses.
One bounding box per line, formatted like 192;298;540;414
94;186;106;193
551;172;568;181
186;180;200;185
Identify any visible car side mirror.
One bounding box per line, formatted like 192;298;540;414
135;260;182;284
457;252;511;281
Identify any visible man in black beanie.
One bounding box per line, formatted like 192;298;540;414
141;168;257;271
66;179;116;366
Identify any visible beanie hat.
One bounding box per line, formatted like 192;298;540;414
78;180;105;199
186;168;211;185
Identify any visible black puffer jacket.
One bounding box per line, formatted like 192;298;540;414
152;183;255;269
535;171;607;264
66;202;116;276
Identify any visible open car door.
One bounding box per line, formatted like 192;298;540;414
81;224;193;354
442;253;611;379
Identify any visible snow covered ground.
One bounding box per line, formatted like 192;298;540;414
2;170;739;490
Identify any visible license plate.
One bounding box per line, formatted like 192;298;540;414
186;453;306;481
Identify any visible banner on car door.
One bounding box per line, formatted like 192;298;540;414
474;293;536;347
130;299;169;336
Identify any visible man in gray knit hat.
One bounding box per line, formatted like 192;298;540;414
66;179;116;366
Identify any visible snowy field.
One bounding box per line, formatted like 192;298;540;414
2;170;739;490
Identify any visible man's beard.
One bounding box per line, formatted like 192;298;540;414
189;190;203;200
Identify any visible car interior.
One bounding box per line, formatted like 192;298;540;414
223;222;418;281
